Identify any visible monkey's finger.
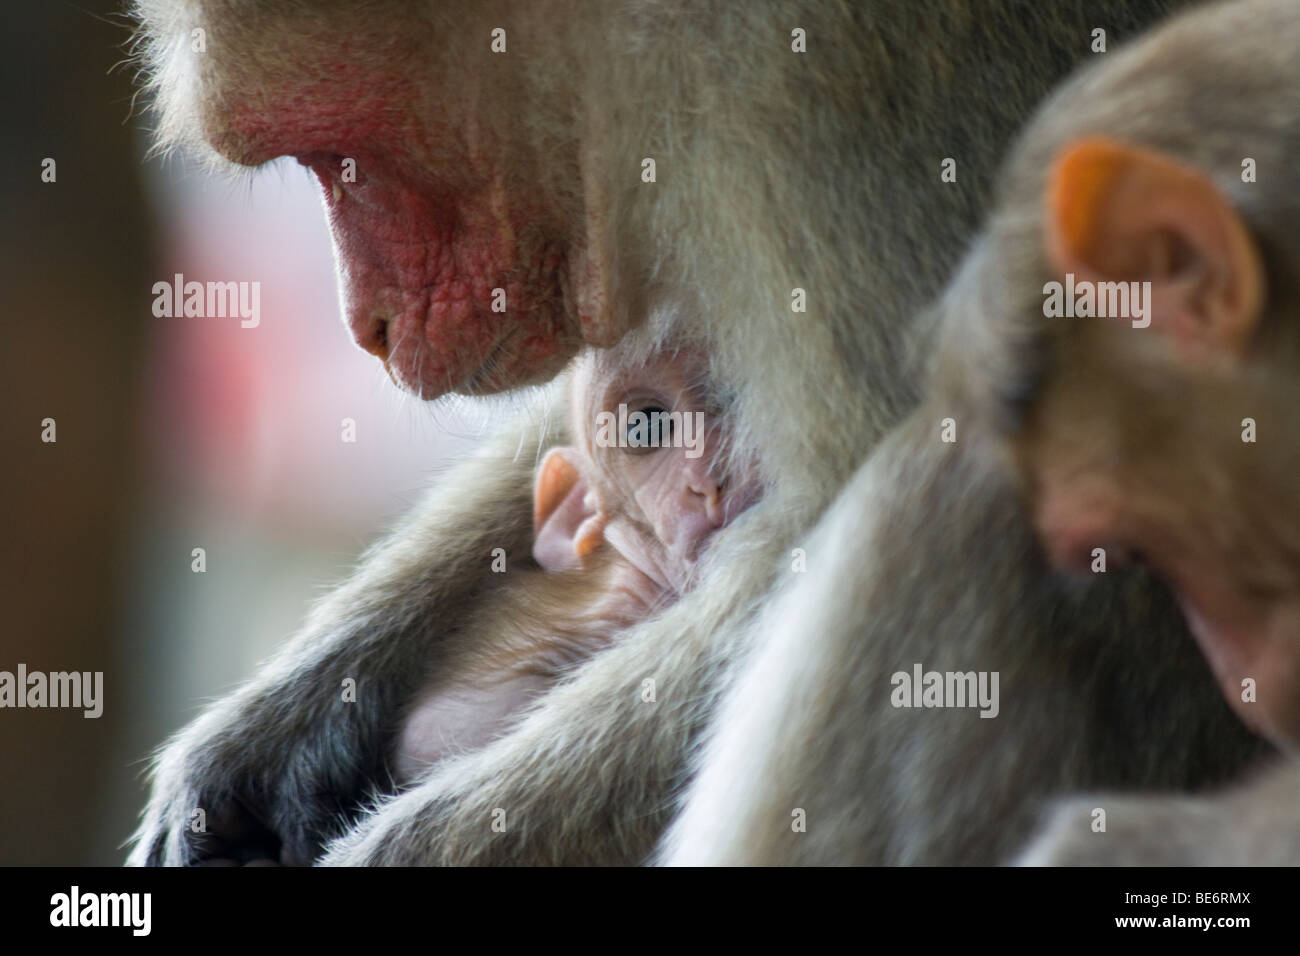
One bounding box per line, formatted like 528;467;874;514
183;794;283;865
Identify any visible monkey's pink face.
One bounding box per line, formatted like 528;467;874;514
296;146;590;396
1038;476;1300;750
587;357;760;591
1026;390;1300;751
175;6;622;397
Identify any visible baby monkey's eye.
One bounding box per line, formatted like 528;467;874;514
624;403;674;454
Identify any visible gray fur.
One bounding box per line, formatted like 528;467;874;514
126;0;1218;865
666;0;1294;865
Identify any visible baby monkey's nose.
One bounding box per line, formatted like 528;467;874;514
688;472;725;527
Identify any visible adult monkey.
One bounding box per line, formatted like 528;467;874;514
128;0;1203;866
1009;0;1300;866
665;0;1284;865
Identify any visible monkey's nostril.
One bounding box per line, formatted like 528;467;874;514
702;486;725;527
359;317;389;361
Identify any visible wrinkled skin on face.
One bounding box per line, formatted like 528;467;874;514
153;0;630;397
564;351;761;593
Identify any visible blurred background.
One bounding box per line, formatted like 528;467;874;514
1;2;489;864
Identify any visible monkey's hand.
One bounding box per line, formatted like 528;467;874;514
125;555;461;866
128;419;545;866
127;687;350;866
1014;762;1300;865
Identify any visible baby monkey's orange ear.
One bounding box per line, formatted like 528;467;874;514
1046;136;1263;354
532;447;606;572
534;448;579;532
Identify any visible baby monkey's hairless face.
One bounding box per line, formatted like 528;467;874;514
533;350;760;593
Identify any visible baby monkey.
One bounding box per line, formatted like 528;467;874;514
395;347;758;782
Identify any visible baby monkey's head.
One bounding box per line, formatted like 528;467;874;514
532;348;759;593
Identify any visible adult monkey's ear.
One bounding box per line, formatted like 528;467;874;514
1045;136;1264;354
532;447;607;572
